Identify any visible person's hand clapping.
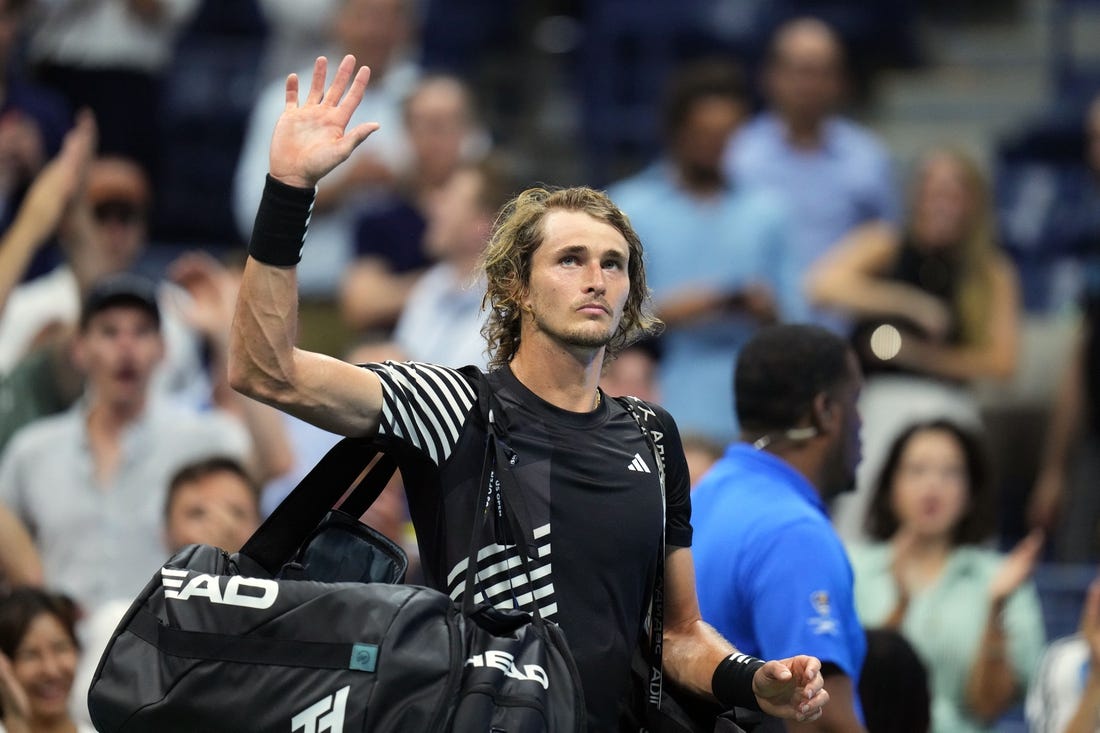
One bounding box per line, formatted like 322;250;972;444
989;529;1044;605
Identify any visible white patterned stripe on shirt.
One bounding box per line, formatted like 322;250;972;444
446;523;557;619
369;361;477;466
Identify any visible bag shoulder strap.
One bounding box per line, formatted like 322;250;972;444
615;395;668;713
459;368;548;622
239;438;397;575
243;365;487;575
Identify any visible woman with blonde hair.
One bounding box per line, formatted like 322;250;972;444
806;148;1021;541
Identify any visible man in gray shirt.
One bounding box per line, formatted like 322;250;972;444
0;273;250;613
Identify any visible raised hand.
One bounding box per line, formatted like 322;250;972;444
17;109;97;244
268;55;380;189
0;652;31;730
753;655;828;723
989;529;1044;604
168;250;238;344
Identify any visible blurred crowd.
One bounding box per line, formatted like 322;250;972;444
0;0;1097;731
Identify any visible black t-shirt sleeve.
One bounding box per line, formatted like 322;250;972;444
650;403;693;549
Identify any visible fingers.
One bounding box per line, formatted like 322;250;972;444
334;121;381;161
322;54;358;107
796;687;829;723
306;56;328;106
284;73;300;110
340;64;373;115
1017;528;1045;560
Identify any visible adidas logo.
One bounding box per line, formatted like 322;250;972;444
628;453;651;473
292;685;348;733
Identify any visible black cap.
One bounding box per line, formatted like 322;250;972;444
80;273;161;330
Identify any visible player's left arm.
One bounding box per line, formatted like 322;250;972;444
662;547;828;722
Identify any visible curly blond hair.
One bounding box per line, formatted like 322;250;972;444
479;186;662;370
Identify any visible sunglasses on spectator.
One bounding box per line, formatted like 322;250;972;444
93;200;146;225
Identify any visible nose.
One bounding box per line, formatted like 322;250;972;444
584;260;607;295
39;651;69;680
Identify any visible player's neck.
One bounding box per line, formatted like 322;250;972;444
509;338;603;413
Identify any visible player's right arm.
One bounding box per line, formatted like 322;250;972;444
229;55;385;438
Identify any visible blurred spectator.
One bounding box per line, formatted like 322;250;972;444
69;454;263;728
0;153;209;405
25;0;200;178
599;339;661;404
0;115;93;454
1025;572;1100;726
0;274;251;615
0;0;73;274
256;0;342;85
859;627;931;733
163;456;261;555
0;588;93;733
848;420;1045;733
809;149;1019;542
1027;575;1100;733
1026;95;1100;562
341;74;488;332
609;59;798;443
233;0;419;297
390;158;511;369
693;324;868;733
724;17;899;330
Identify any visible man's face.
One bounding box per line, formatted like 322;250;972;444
406;81;471;187
822;353;863;498
521;210;631;355
76;306;163;407
766;29;843;126
88;198;147;272
423;168;489;260
334;0;408;73
672;96;745;183
166;471;260;554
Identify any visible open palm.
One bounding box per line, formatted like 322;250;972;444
268;55;380;189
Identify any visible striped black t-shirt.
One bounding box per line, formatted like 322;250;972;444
362;361;693;731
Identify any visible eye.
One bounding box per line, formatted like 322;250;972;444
560;254;578;266
602;258;624;271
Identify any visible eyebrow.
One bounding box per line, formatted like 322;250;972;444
552;243;628;260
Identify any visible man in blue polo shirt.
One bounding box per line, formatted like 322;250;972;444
693;324;867;732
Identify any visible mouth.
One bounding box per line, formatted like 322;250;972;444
576;302;610;316
29;680;70;706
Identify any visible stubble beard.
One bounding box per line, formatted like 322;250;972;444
531;311;617;352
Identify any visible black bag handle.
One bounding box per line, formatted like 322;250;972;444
240;438;399;575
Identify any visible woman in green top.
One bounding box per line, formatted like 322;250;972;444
848;419;1046;732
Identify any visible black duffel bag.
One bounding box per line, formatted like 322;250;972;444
88;372;585;732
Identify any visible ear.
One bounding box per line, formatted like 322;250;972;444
810;392;837;435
